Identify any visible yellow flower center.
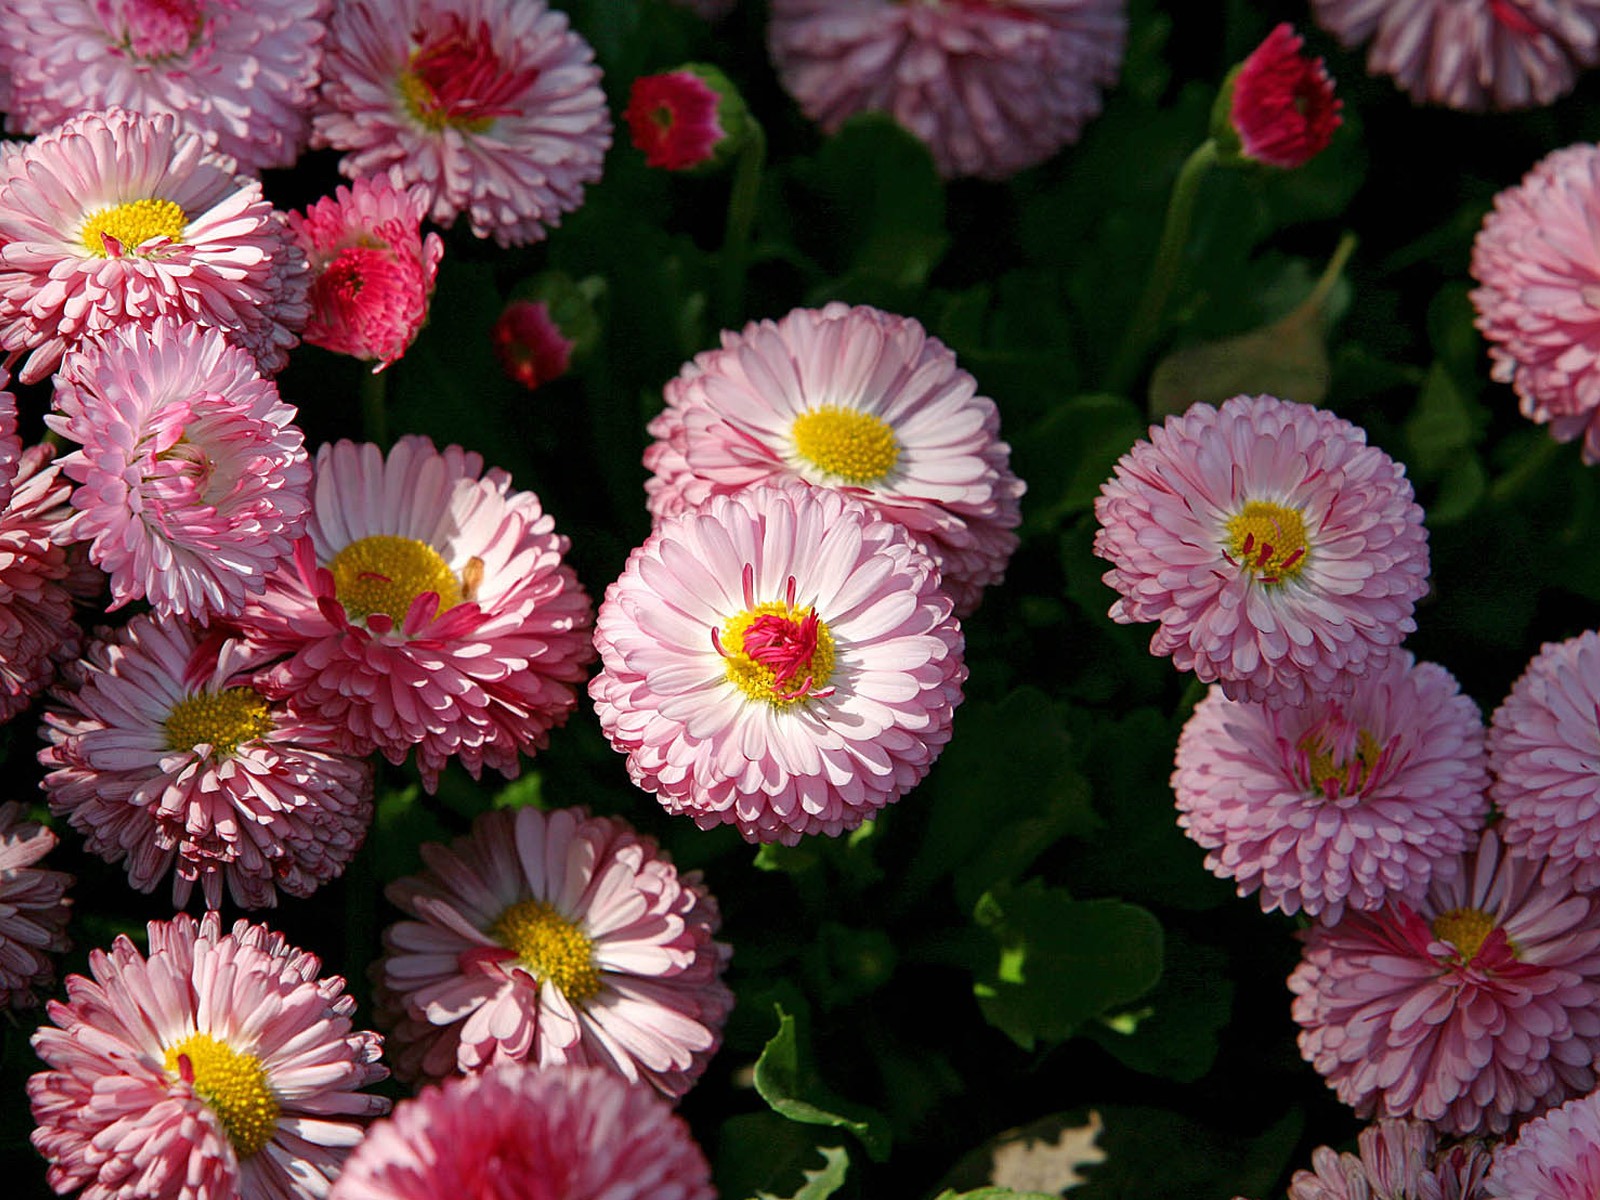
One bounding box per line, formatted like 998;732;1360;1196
791;407;900;486
163;1033;280;1159
1430;907;1499;962
1225;500;1310;583
490;899;601;1002
720;601;837;707
163;688;275;758
1299;727;1382;798
79;198;187;257
327;535;462;624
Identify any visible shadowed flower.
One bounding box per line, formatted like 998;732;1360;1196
491;299;573;390
624;67;742;172
1221;23;1342;168
0;802;71;1011
1287;1119;1492;1200
1487;1088;1600;1197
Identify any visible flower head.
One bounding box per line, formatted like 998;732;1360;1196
592;483;966;844
1487;1088;1600;1198
0;0;328;173
1174;652;1488;922
374;805;732;1097
1291;829;1600;1135
288;176;444;372
327;1062;714;1200
624;66;746;172
1095;394;1431;708
0;802;72;1010
491;298;573;390
646;303;1023;617
1288;1119;1492;1200
30;912;389;1200
1219;23;1341;169
313;0;611;247
239;437;594;788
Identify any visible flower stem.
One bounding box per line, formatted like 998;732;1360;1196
1106;138;1221;396
717;121;766;330
360;367;389;448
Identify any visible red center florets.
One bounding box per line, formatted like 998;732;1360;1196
623;72;724;171
1488;0;1542;36
406;16;538;128
1228;23;1342;170
741;609;821;691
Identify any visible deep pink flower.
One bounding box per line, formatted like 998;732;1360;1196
1287;1119;1492;1200
645;303;1024;617
1095;394;1431;708
767;0;1126;180
1291;829;1600;1136
1225;23;1342;168
288;175;444;371
624;70;727;171
1487;1087;1600;1198
592;483;966;844
374;805;732;1097
0;802;71;1011
0;0;329;173
239;437;595;788
1472;143;1600;463
40;613;373;910
0;107;310;385
327;1062;714;1200
313;0;611;247
491;298;573;390
29;912;389;1200
1173;652;1488;922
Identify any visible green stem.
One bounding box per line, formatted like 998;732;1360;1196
1302;231;1359;318
1106;138;1221;396
717;122;766;330
1489;432;1563;506
360;368;389;448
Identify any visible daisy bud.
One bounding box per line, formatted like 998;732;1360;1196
1214;23;1341;169
491;299;575;391
623;64;749;172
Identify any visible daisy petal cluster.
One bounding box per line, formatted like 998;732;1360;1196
1291;829;1600;1136
646;302;1023;617
49;318;311;620
592;483;966;844
0;801;72;1010
240;436;595;787
768;0;1127;180
1222;23;1342;169
374;805;732;1097
1174;652;1488;922
29;911;389;1200
0;0;329;173
288;175;445;371
624;67;744;173
40;613;373;910
313;0;611;247
327;1062;714;1200
1286;1119;1491;1200
1095;393;1431;708
1487;1088;1600;1198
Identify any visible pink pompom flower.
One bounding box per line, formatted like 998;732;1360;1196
1095;394;1431;708
0;107;309;385
1287;1119;1492;1200
0;802;72;1011
1220;23;1342;169
1472;143;1600;464
327;1062;714;1200
645;303;1024;617
1291;828;1600;1136
313;0;611;247
491;298;573;390
767;0;1126;180
288;175;444;372
592;483;966;844
239;436;594;788
39;613;374;910
624;67;744;172
1487;1087;1600;1198
49;318;311;621
1173;652;1489;922
1310;0;1600;111
0;0;328;173
374;805;732;1097
29;912;390;1200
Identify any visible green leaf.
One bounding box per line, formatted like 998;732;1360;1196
492;773;545;811
1085;932;1234;1082
714;1115;842;1200
933;1191;1058;1200
973;882;1163;1050
755;1145;850;1200
754;1005;892;1161
1404;361;1489;479
1013;394;1145;533
370;784;449;883
1068;1105;1303;1199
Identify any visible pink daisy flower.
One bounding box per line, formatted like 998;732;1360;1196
0;0;329;174
373;805;732;1097
39;612;373;910
1472;143;1600;464
1487;1087;1600;1198
327;1062;713;1200
592;483;966;844
1291;828;1600;1136
491;298;573;391
624;69;732;172
1287;1119;1492;1200
312;0;611;247
0;107;310;385
1224;23;1342;169
1173;652;1489;922
1094;394;1431;709
645;303;1024;617
49;318;311;621
288;175;445;372
767;0;1126;180
239;436;594;788
0;368;23;512
0;801;72;1011
1309;0;1600;111
30;912;389;1200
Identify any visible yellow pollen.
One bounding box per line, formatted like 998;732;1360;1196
1431;907;1500;962
1225;500;1310;583
327;535;462;624
164;688;274;758
163;1033;280;1159
490;899;601;1002
1301;729;1382;796
397;70;495;134
79;198;187;257
791;407;900;486
721;602;836;708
